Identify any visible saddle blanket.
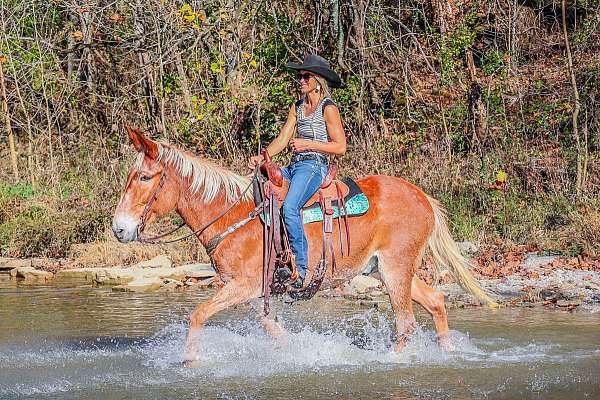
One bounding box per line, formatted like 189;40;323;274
301;178;369;224
257;177;369;225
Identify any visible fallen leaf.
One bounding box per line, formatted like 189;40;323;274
71;31;84;42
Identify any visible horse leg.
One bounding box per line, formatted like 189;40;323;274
378;253;417;352
184;279;259;365
411;277;453;351
260;315;287;339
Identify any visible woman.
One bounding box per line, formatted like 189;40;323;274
248;54;346;289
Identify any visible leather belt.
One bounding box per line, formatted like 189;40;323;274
291;153;328;164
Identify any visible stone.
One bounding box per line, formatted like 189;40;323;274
557;299;582;307
116;277;163;293
4;259;32;270
349;275;381;294
340;282;358;297
10;266;53;282
55;268;99;283
53;263;215;288
134;255;172;269
20;269;54;283
0;257;18;270
161;279;184;291
196;277;214;287
457;241;479;255
523;253;560;271
369;290;386;297
185;277;199;285
93;268;136;285
177;263;216;279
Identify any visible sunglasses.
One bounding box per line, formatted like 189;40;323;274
297;72;314;81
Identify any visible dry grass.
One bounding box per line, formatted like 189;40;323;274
66;232;207;269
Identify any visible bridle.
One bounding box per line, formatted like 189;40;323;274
135;166;264;252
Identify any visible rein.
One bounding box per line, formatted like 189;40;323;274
137;167;260;246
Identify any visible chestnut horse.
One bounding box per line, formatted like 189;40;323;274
112;127;495;364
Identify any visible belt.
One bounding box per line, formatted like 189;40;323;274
291;153;328;164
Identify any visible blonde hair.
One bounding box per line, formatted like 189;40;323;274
313;75;332;100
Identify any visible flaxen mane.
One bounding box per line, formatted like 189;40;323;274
134;143;251;203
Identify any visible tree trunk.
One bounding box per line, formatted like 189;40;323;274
562;0;586;193
175;51;192;114
466;50;486;153
134;2;162;134
0;61;19;181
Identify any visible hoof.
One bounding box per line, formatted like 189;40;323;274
182;359;202;368
438;336;454;352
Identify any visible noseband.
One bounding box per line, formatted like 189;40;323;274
137;171;168;239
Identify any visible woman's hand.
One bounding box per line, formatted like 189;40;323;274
248;154;264;170
290;139;312;153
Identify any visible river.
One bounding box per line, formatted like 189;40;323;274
1;274;599;399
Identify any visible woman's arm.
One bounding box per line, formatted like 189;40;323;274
290;104;346;155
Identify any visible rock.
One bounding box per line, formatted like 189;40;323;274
134;255;172;269
369;290;386;297
20;269;54;283
160;278;184;291
196;277;214;287
185;277;199;285
55;268;99;283
4;259;32;270
114;277;163;293
523;253;560;271
0;257;18;270
340;282;358;298
93;268;136;285
457;241;479;255
54;263;215;288
10;266;53;282
557;299;582;307
349;275;381;294
177;263;215;279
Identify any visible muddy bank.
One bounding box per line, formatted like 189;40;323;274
1;250;599;310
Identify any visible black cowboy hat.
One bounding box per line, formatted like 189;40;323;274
287;54;342;88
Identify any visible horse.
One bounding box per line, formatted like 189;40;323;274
112;127;496;364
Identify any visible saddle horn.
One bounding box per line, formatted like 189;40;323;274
260;149;284;187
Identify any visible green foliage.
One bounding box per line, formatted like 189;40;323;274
481;50;506;76
0;183;35;199
437;17;480;82
0;0;598;259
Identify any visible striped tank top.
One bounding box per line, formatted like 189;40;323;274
295;97;335;158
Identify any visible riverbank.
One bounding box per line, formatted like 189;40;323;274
2;245;599;311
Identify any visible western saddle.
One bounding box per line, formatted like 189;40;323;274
256;150;351;315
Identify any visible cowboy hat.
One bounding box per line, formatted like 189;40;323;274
287;54;342;88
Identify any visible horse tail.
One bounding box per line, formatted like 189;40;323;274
426;195;499;308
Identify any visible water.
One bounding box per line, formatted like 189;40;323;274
1;274;599;399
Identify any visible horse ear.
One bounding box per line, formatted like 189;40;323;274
125;125;143;152
125;125;158;159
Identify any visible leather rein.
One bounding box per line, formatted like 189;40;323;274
136;167;263;250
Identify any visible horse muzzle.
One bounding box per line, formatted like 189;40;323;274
112;214;139;243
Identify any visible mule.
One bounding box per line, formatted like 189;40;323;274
112;127;496;364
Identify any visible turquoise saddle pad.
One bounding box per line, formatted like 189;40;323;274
258;177;369;225
302;192;369;224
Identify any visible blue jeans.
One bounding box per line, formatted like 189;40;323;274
281;160;328;280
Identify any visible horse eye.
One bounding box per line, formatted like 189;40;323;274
139;175;152;182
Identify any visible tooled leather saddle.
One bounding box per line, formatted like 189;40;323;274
255;150;352;315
